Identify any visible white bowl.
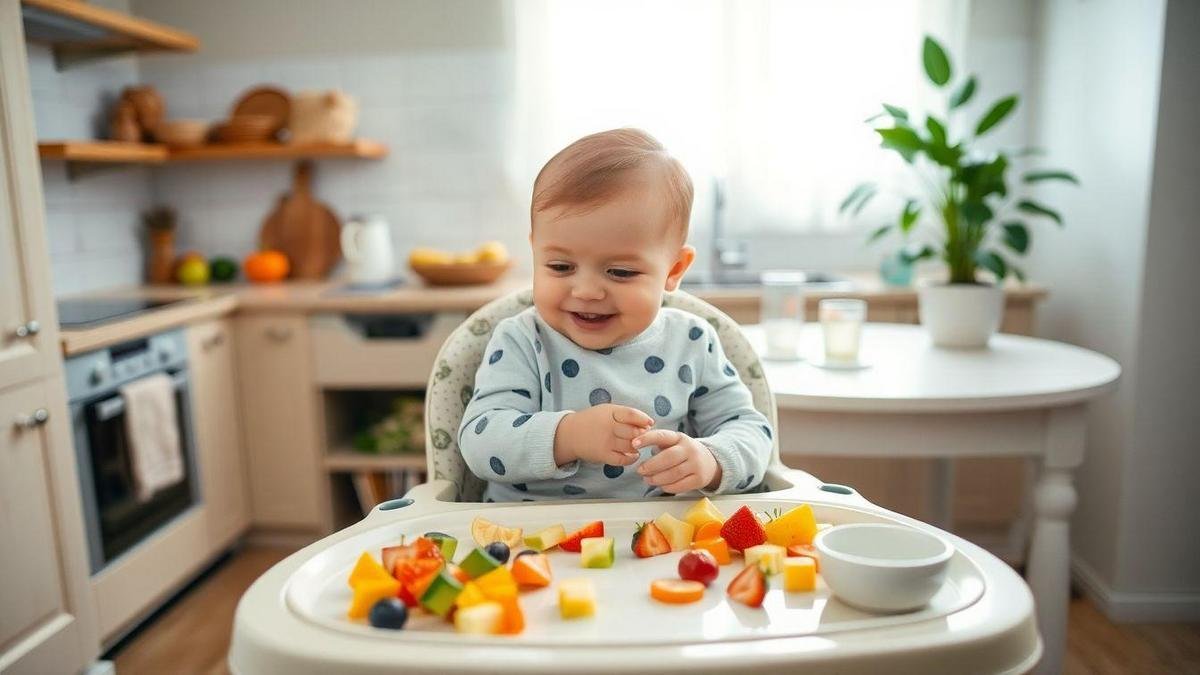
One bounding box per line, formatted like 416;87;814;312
814;523;953;613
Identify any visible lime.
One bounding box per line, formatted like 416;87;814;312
210;256;238;282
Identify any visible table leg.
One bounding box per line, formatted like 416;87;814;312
1028;405;1086;675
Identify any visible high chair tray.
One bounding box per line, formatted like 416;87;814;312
231;471;1041;674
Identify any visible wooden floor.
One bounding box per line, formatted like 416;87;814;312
110;545;1200;674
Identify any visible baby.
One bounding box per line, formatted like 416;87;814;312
459;128;773;502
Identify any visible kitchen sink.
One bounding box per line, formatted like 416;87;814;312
681;270;856;292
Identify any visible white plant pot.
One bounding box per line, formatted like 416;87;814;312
917;283;1003;348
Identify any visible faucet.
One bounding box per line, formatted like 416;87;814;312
710;178;748;282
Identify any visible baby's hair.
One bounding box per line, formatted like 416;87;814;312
531;128;694;240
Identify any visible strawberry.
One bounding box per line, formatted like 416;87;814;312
630;521;672;558
720;505;766;551
382;536;443;575
559;521;604;553
727;563;766;608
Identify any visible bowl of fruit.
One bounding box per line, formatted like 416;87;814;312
409;242;512;287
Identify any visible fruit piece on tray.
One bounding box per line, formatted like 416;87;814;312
512;552;553;587
691;537;732;565
631;521;671;558
393;557;443;607
650;579;706;604
348;552;392;589
684;497;726;529
470;566;525;634
456;581;488;609
460;547;502;579
471;516;523;550
446;563;471;584
368;598;408;630
558;578;596;619
786;544;821;572
497;596;525;634
653;513;695;551
348;577;401;619
382;536;443;575
485;541;511;564
764;504;818;548
727;564;766;608
721;505;767;551
419;568;465;617
560;520;604;552
580;536;615;568
678;550;719;586
455;601;504;634
744;544;786;575
693;520;722;543
524;524;566;552
783;557;817;592
423;531;458;560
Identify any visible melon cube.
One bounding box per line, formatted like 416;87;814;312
783;557;817;592
764;504;818;548
348;552;392;589
347;577;400;619
653;513;695;551
475;565;518;599
744;543;786;575
524;524;566;551
683;497;726;529
558;578;596;619
455;581;488;609
455;601;504;634
580;536;614;568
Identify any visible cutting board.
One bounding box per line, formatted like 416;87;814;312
260;161;341;279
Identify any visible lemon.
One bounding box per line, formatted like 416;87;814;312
454;251;481;265
176;258;210;286
409;247;453;266
476;241;509;264
470;516;522;549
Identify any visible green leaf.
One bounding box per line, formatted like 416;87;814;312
900;200;921;233
839;182;877;214
1012;266;1027;283
974;250;1008;280
961;201;993;227
900;244;937;264
877;126;924;163
1023;170;1079;185
883;103;909;121
1001;221;1029;253
925;116;947;146
922;36;952;86
867;224;892;243
1017;199;1063;226
949;76;976;109
975;95;1018;136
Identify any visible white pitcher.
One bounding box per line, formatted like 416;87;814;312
340;214;395;284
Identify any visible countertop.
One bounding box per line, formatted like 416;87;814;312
57;270;1046;356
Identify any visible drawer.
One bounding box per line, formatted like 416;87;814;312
310;313;465;388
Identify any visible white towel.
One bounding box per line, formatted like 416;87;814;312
121;373;184;503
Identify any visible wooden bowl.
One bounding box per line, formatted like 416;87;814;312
153;119;210;148
410;260;512;286
212;114;278;143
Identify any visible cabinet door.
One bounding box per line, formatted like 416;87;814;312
0;380;89;673
234;314;327;532
187;318;250;548
0;1;56;389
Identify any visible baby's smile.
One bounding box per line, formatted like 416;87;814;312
568;310;617;331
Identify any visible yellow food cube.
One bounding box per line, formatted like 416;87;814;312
455;601;504;634
456;581;488;609
683;497;726;529
476;566;518;599
653;513;695;551
558;578;596;619
347;552;392;589
744;543;786;575
784;557;817;592
764;504;818;548
347;577;400;619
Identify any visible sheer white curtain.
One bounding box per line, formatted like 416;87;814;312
510;0;966;234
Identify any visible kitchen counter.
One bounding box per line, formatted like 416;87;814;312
57;271;1046;356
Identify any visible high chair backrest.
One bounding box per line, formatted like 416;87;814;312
424;288;780;502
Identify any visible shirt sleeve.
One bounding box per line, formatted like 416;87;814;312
458;318;579;484
687;323;774;495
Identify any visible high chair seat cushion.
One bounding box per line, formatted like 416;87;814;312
424;288;779;502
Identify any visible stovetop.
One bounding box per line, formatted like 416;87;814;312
57;298;186;329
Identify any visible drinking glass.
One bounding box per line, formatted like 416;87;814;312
760;270;806;360
818;298;866;364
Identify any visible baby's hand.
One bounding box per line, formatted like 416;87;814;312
633;429;722;494
554;404;654;468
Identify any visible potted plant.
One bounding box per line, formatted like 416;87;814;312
840;36;1077;347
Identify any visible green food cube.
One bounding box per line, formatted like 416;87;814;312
419;569;464;617
459;547;501;578
580;537;614;568
424;531;458;560
524;524;565;552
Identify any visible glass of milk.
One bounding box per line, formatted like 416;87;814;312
760;270;807;360
818;298;866;364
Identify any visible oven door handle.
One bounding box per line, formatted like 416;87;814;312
94;372;189;422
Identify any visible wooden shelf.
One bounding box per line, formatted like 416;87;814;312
38;140;167;164
21;0;199;68
167;140;389;162
324;450;426;473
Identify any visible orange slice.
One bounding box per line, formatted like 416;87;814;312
471;516;523;549
650;578;706;604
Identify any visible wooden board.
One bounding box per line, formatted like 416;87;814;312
38;140;168;163
259;161;342;280
167;140;387;161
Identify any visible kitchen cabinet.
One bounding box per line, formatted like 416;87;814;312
188;318;250;549
235;314;329;534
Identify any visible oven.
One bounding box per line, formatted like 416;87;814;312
64;328;202;575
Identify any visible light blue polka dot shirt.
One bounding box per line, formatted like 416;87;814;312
458;306;774;502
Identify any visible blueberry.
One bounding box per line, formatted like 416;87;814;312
484;541;510;564
368;598;408;629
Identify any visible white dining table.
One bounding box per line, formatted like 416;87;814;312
742;322;1121;675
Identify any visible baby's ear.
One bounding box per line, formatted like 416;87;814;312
664;245;696;292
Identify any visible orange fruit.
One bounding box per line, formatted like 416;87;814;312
650;579;705;604
243;250;290;283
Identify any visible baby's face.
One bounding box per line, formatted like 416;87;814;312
531;178;694;350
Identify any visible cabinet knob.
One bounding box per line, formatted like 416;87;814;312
13;408;49;430
13;320;40;338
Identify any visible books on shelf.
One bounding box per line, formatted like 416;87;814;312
350;468;429;516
